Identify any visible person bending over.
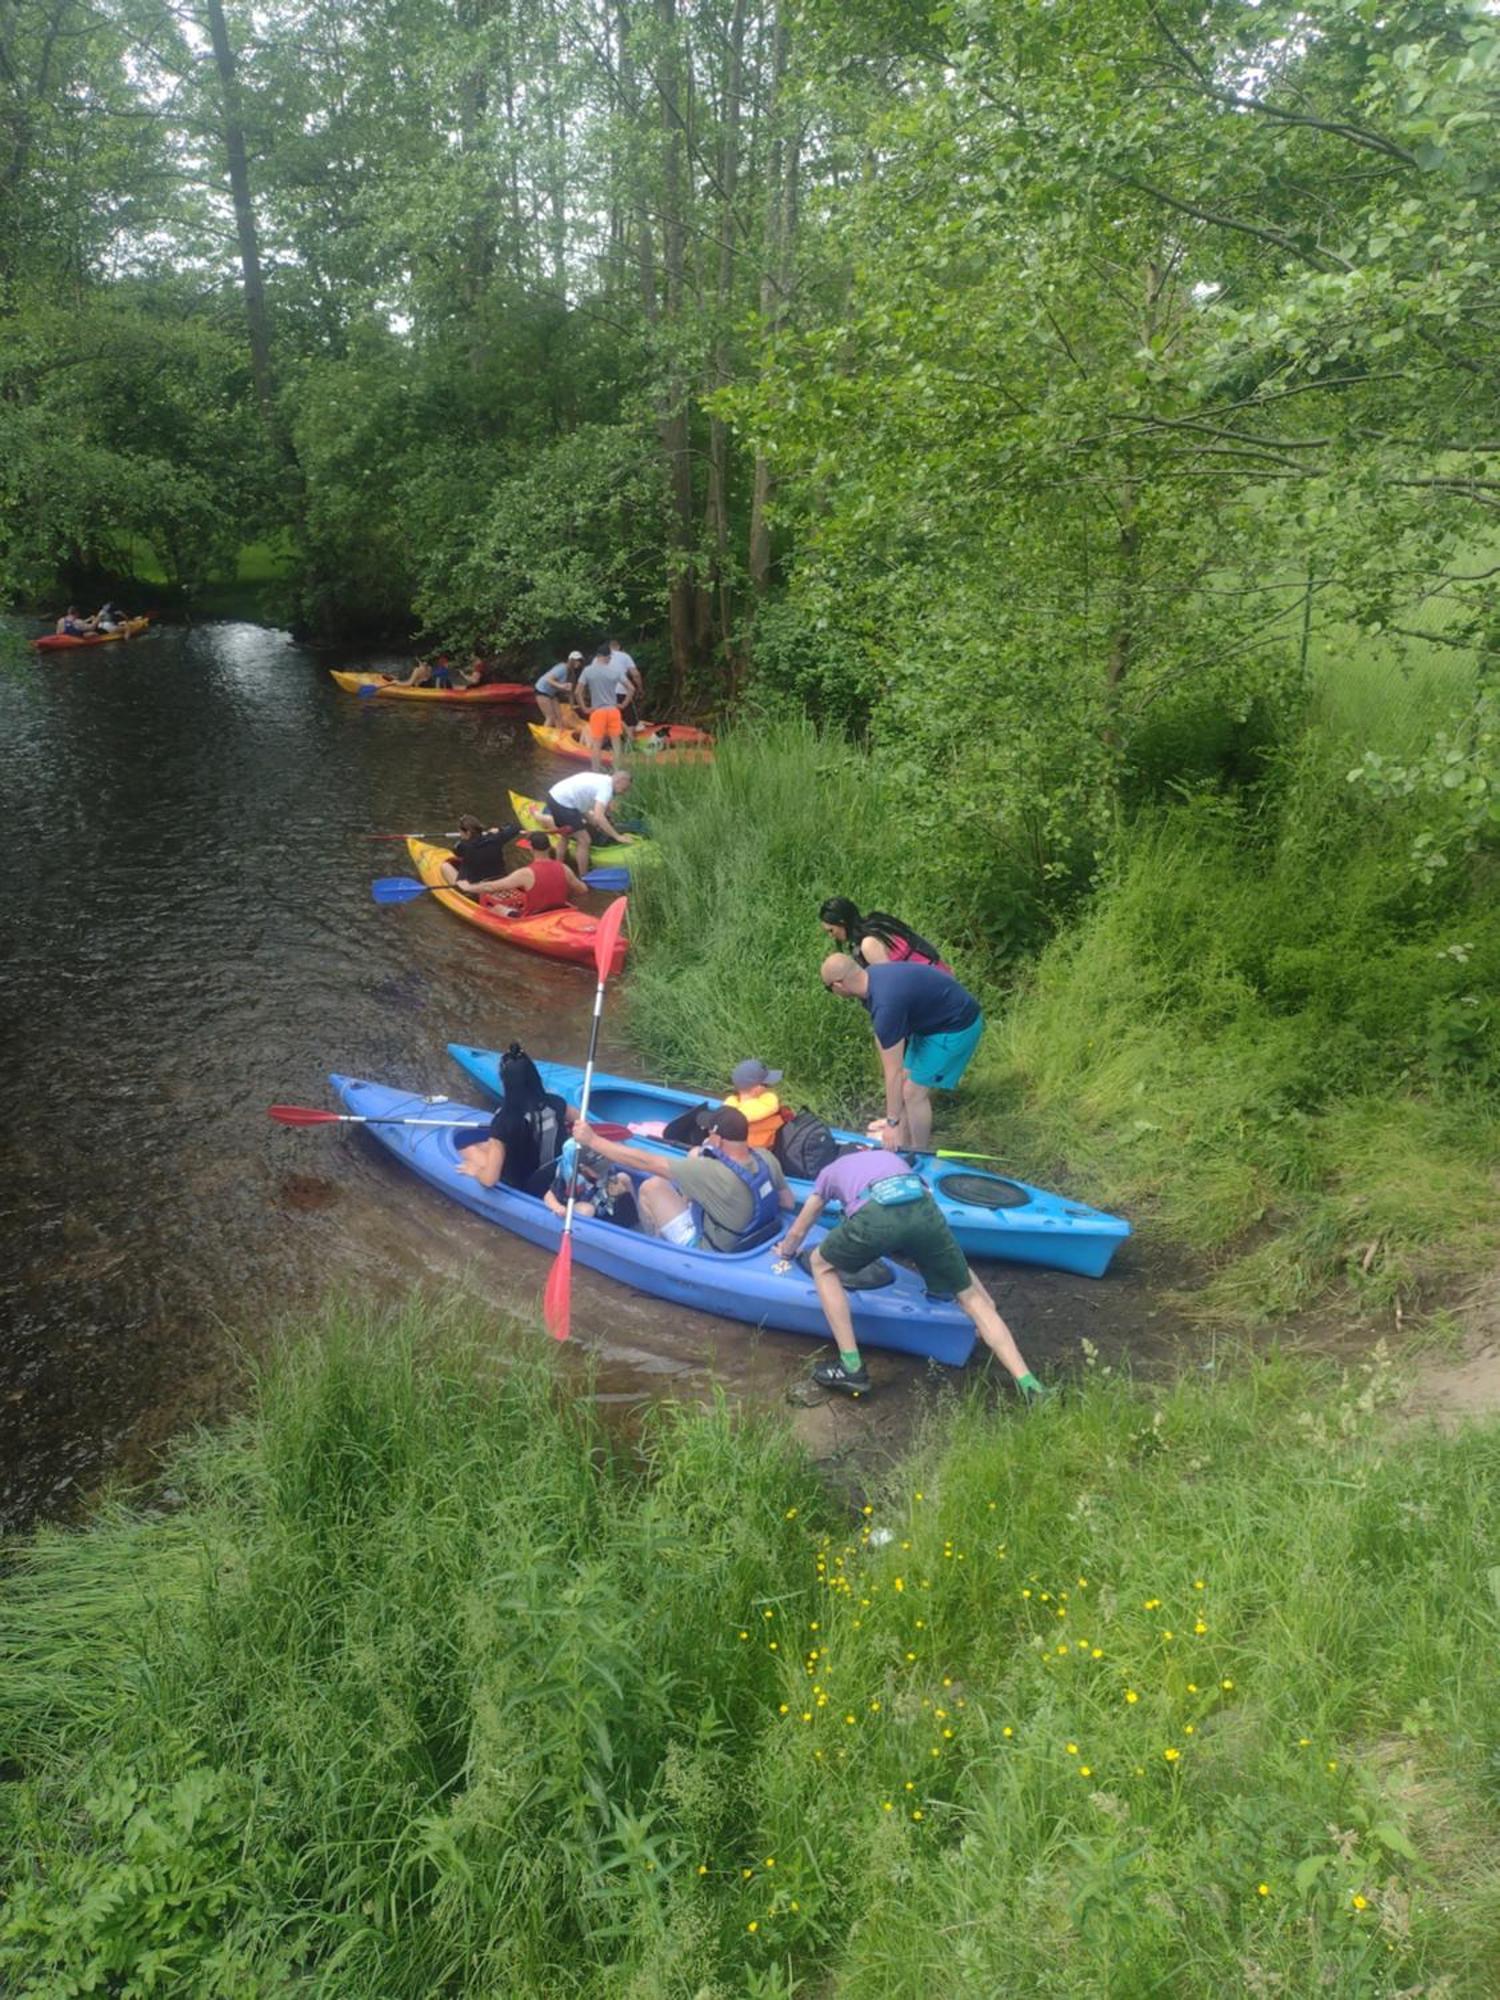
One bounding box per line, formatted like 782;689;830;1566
536;651;583;727
819;897;951;972
536;769;633;878
572;1105;794;1249
776;1143;1045;1401
821;953;984;1154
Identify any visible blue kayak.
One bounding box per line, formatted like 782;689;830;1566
447;1044;1130;1278
330;1076;978;1366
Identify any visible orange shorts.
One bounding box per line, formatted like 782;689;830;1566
587;706;623;741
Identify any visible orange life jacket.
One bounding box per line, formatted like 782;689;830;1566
724;1088;786;1150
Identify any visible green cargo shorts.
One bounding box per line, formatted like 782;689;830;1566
817;1191;971;1298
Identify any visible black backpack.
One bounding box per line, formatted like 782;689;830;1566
774;1110;843;1179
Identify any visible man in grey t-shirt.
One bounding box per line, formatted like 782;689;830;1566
572;1106;794;1249
576;646;633;770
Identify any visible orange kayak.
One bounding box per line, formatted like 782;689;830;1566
34;616;151;651
405;839;627;973
331;670;534;705
528;720;714;765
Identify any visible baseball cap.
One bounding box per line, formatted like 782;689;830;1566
731;1059;783;1090
707;1106;750;1142
567;649;584;660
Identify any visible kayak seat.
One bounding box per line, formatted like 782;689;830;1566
932;1172;1032;1210
795;1248;895;1292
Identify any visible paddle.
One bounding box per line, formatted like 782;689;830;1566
543;894;629;1342
372;868;627;905
269;1102;633;1141
363;831;462;843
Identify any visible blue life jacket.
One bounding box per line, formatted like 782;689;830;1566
690;1144;781;1249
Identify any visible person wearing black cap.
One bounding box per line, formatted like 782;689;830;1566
571;1105;795;1251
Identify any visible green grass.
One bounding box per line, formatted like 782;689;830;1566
4;1297;1500;1996
628;704;1500;1316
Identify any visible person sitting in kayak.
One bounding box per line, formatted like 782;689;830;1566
456;1044;568;1192
469;835;591;918
536;652;583;728
93;602;126;633
819;897;951;972
393;652;453;690
572;1105;795;1250
55;606;95;636
535;769;634;878
543;1136;640;1229
723;1059;789;1149
775;1141;1045;1401
440;814;523;891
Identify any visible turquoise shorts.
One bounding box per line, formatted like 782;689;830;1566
905;1012;984;1090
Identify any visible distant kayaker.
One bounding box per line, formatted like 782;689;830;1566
93;602;126;633
535;652;583;728
572;1105;795;1249
819;897;951;972
775;1142;1044;1400
440;814;524;891
395;652;453;690
723;1059;788;1149
465;836;590;918
822;954;984;1153
536;769;634;878
456;1044;567;1192
576;644;634;770
55;606;94;636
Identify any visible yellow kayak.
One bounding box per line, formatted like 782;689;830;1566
330;669;533;705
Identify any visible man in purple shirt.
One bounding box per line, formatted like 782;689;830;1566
776;1144;1044;1399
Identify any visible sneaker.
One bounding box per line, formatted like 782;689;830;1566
812;1357;872;1397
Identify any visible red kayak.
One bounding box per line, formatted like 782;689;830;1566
34;616;151;651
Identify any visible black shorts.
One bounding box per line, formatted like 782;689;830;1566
548;801;588;831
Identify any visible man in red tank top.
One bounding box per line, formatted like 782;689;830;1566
468;835;589;918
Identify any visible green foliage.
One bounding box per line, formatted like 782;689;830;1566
5;1303;1500;1995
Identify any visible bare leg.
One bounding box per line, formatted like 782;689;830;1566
638;1175;690;1234
900;1078;934;1152
539;696;563;727
574;826;593;876
588;725;605;773
808;1248;862;1360
439;861;460;885
956;1274;1031;1383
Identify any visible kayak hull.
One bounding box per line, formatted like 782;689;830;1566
528;720;714;766
331;669;534;705
508;789;654;871
330;1076;977;1365
447;1046;1131;1277
34;616;150;651
405;839;627;973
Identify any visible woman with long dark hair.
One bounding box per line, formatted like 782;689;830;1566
456;1043;568;1192
818;897;951;973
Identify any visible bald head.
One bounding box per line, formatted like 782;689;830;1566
821;952;867;997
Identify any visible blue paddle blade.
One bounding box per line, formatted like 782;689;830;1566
357;681;380;697
583;867;630;890
371;876;433;904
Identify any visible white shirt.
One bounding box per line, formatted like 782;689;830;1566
549;772;615;813
609;647;638;680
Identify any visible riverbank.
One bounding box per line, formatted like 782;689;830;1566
4;1295;1498;1997
625;718;1500;1328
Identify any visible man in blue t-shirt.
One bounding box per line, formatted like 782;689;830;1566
821;953;985;1152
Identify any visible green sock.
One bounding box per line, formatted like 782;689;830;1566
840;1350;864;1374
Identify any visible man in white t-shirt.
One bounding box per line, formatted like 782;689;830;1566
608;638;643;712
536;768;635;876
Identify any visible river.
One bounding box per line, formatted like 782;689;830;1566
0;622;790;1525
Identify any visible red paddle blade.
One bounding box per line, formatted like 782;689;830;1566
268;1104;342;1126
593;895;629;981
543;1235;573;1342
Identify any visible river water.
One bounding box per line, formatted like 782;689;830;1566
0;622;778;1525
2;619;1148;1529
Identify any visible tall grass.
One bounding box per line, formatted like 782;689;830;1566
629;699;1500;1312
5;1298;1500;1995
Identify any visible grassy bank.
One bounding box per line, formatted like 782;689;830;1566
628;716;1500;1317
4;1298;1500;1995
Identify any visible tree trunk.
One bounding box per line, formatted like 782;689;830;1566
748;7;795;596
202;0;279;443
656;0;696;699
702;0;747;668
